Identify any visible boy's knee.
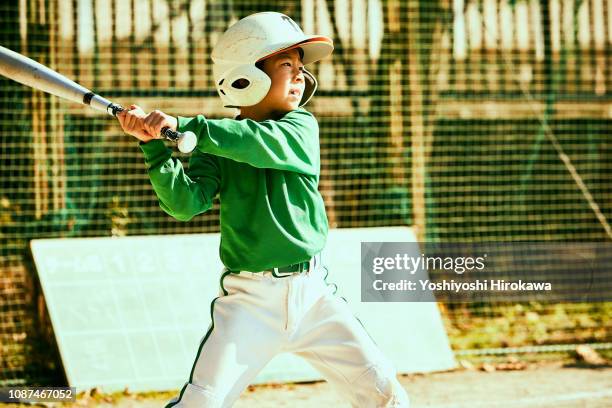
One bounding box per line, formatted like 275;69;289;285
354;365;410;408
166;383;223;408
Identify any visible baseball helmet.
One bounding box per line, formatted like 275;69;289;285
211;12;334;108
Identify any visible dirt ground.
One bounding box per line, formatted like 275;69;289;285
238;362;612;408
5;361;611;408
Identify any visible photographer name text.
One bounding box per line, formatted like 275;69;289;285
372;279;552;292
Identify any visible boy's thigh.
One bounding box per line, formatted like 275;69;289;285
190;303;278;385
294;293;389;373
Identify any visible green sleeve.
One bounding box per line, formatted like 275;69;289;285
177;109;320;176
140;140;220;221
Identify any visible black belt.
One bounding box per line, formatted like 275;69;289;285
265;260;311;276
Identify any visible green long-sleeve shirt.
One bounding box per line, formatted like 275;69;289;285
139;108;328;272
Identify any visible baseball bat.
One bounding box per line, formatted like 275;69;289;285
0;45;197;153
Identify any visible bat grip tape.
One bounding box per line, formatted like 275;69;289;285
108;104;124;117
162;127;180;141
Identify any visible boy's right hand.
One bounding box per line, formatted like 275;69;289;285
117;105;159;143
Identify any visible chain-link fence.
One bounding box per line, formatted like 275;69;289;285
1;0;610;385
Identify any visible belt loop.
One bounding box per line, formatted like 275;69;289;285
307;254;315;274
271;267;293;278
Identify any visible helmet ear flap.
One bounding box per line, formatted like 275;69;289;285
299;68;318;107
215;64;271;108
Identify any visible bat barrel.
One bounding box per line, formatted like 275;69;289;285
0;45;196;153
0;45;119;116
0;45;92;106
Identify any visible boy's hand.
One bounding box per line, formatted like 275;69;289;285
117;105;157;143
142;109;178;140
117;105;178;144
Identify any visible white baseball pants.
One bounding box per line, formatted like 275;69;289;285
166;254;409;407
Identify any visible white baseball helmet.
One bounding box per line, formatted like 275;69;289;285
211;12;333;108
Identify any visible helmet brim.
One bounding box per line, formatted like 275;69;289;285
257;36;334;65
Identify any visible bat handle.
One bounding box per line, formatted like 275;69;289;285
110;104;197;153
161;127;197;154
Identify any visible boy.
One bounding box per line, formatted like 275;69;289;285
117;12;409;408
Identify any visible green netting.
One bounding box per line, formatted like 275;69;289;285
1;0;611;385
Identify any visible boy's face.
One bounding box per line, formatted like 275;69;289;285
258;48;306;113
